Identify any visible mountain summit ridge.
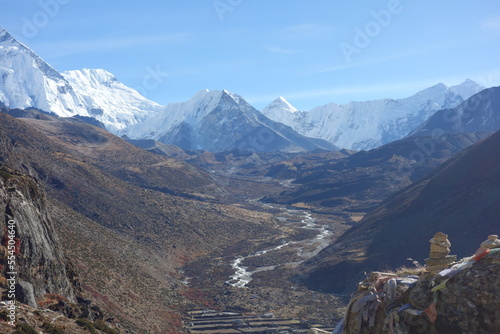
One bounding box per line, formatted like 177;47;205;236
0;27;62;80
0;27;84;116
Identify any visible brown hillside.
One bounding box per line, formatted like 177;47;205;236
0;110;278;331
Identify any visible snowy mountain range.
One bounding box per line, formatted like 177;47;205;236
0;26;489;152
0;28;160;132
261;80;484;150
0;27;334;152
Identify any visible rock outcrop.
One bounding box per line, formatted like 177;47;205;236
0;165;75;302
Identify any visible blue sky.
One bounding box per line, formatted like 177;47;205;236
1;0;500;110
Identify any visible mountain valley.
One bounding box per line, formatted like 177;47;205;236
1;25;500;334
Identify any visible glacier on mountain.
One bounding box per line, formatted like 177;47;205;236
0;28;85;117
124;89;230;140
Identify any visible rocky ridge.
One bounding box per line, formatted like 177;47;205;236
0;165;124;333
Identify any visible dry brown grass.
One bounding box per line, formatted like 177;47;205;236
392;264;427;276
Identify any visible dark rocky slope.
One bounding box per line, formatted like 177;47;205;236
298;129;500;294
0;110;273;263
266;87;500;217
264;132;488;215
410;86;500;137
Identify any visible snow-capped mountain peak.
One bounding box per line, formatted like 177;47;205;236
0;28;160;133
261;96;306;136
264;96;299;114
449;79;485;100
0;28;85;116
0;27;62;80
124;89;336;152
0;27;490;152
62;69;161;132
125;88;241;139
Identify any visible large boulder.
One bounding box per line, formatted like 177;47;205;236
15;281;37;307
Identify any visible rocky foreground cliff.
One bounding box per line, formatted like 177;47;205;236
0;165;74;303
336;239;500;334
0;165;120;333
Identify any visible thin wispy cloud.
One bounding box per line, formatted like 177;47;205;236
36;33;191;58
279;23;335;40
264;45;298;54
481;16;500;35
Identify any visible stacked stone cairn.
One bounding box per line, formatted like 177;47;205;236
425;232;457;274
480;234;500;249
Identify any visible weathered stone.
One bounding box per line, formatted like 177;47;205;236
15;281;37;307
426;232;455;273
430;239;451;247
342;251;500;334
425;255;457;267
429;251;447;259
481;234;500;249
426;266;442;274
433;251;500;333
433;232;448;242
49;300;77;319
430;243;450;254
